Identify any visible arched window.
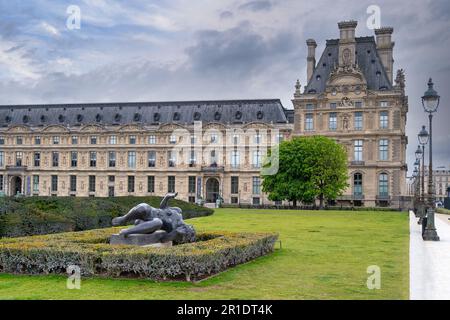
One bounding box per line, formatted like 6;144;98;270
353;173;363;196
378;173;389;197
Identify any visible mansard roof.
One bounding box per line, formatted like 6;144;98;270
305;36;393;94
0;99;293;128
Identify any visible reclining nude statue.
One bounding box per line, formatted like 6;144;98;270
111;192;196;245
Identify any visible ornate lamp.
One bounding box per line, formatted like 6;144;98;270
421;78;440;241
418;126;429;146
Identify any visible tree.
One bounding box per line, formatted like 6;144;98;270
262;136;348;209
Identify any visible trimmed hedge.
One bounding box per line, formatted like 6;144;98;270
220;203;400;212
0;228;278;281
0;196;213;237
437;208;450;215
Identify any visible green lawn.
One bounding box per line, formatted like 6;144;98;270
0;209;409;300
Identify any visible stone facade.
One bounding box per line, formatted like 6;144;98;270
293;21;408;207
0;100;293;205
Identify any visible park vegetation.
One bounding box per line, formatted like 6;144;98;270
0;227;277;281
262;136;348;209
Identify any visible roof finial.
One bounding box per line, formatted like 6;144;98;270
294;79;302;97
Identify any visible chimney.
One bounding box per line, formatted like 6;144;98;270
337;20;357;67
375;27;394;83
306;39;317;83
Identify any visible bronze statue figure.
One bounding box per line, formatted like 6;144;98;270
111;192;195;245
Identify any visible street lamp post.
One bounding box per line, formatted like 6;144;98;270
421;78;440;241
418;126;428;223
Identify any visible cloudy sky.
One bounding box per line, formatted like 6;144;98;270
0;0;449;172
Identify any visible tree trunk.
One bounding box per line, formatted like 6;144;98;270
319;194;324;210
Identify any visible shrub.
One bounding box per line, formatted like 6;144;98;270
436;208;450;215
0;197;213;237
0;228;278;281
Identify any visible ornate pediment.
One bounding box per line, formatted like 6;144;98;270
242;122;273;129
327;64;367;87
6;125;32;133
80;124;105;132
118;124;145;132
158;123;189;131
40;125;70;133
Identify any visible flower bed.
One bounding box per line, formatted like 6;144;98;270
0;228;278;281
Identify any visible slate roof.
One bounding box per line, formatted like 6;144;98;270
305;36;393;94
0;99;293;128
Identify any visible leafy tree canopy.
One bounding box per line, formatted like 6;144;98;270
262;136;348;208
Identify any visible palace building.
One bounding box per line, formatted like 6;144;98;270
0;20;409;208
293;21;408;208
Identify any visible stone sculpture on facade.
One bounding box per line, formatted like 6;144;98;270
110;192;196;246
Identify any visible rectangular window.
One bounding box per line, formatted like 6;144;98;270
169;135;177;144
51;175;58;192
90;136;97;145
34;136;41;145
252;150;262;168
354;173;362;196
71;151;78;167
53;136;60;145
379;173;389;196
305;113;314;131
277;133;284;143
147;176;155;193
33;175;39;193
188;196;196;203
188;176;196;193
108;151;116;167
16;152;23;166
70;176;77;192
253;197;261;205
109;136;117;145
354;112;363;130
148;151;156;167
380;101;389;107
330;103;337;109
252;177;261;195
379;139;389;161
34;152;40;167
231;150;240;168
355;101;363;108
231;197;238;204
16;136;23;145
128;151;136;168
0;151;4;167
0;175;3;191
354;140;363;161
306;103;315;110
233;134;239;145
329;112;337;131
52;152;59;167
254;133;261;145
0;137;4;145
71;136;78;145
148;135;156;144
380;111;389;129
90;151;97;167
168;176;175;193
231;176;239;194
89;176;96;193
128;176;135;193
189;149;196;166
129;135;136;144
168;151;176;167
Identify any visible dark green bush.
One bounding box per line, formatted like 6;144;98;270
0;196;213;237
0;228;278;281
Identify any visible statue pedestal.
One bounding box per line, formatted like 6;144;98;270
110;230;171;247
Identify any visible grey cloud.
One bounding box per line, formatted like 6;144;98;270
185;23;299;79
238;1;272;12
220;11;233;19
